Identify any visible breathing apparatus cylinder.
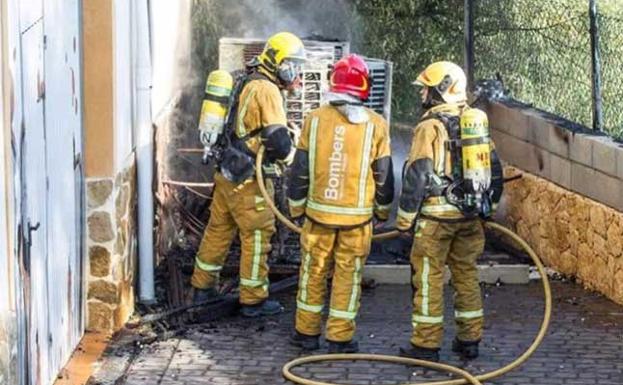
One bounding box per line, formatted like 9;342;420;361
198;70;233;163
459;108;492;215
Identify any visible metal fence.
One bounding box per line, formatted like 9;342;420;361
470;0;623;140
598;6;623;140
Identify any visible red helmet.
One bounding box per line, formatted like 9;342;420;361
329;54;370;101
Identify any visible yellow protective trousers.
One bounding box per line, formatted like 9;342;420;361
410;218;485;349
295;220;372;342
191;173;275;305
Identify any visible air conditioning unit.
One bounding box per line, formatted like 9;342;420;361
364;58;393;122
218;37;392;126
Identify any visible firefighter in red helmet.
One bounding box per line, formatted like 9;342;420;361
287;54;394;353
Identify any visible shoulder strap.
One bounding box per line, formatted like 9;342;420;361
222;71;250;140
423;112;460;140
225;70;278;143
420;112;462;180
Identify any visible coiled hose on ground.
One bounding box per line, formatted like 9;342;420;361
255;146;552;385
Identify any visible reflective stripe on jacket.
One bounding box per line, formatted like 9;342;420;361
288;105;393;227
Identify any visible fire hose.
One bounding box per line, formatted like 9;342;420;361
255;146;552;385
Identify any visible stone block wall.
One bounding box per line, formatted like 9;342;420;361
488;100;623;304
86;160;137;332
500;167;623;304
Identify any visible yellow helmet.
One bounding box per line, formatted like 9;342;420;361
413;61;467;104
258;32;306;85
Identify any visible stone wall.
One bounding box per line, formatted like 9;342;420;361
86;159;137;332
500;167;623;304
487;100;623;304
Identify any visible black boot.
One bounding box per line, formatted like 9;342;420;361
240;299;284;317
327;340;359;354
289;331;320;350
399;344;440;362
452;338;479;360
192;287;219;304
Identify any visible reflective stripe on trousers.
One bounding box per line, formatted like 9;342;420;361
295;220;372;342
409;219;485;348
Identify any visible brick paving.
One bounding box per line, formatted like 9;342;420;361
118;281;623;385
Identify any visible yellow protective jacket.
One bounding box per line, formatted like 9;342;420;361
287;104;394;227
218;73;293;182
234;76;288;153
396;103;503;229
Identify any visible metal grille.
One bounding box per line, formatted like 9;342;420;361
286;70;325;126
219;37;393;127
220;38;347;127
334;45;346;61
364;58;393;122
284;43;336;127
242;43;264;64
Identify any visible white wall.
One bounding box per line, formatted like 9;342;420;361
113;0;135;171
150;0;191;120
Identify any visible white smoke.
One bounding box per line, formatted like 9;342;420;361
210;0;353;40
152;0;356;119
151;0;193;120
152;0;361;184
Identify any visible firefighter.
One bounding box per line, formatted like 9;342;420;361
287;54;395;353
190;32;305;317
396;61;503;361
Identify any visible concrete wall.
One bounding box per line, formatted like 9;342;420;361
488;100;623;304
82;0;138;333
488;101;623;211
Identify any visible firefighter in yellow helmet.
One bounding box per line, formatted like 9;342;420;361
396;61;503;361
286;54;394;353
190;32;305;317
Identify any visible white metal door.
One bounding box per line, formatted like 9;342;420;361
17;0;85;384
42;0;84;377
20;17;49;385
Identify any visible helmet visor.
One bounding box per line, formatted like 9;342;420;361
278;59;304;85
285;46;307;62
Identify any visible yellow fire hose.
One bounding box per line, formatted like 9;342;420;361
255;146;552;385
